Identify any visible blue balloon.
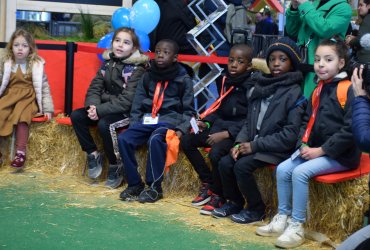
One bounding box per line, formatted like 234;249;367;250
130;0;160;34
135;29;150;52
97;32;114;61
111;7;131;30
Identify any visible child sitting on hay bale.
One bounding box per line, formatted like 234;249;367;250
256;37;362;249
0;28;54;169
180;43;254;215
212;37;306;224
118;39;195;203
70;27;149;189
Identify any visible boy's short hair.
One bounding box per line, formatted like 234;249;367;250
230;43;253;62
156;39;179;54
265;37;302;70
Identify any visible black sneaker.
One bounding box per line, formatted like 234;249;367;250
191;183;212;206
211;201;242;218
138;188;163;203
105;164;124;189
87;152;103;179
120;183;145;201
200;194;225;215
231;209;266;224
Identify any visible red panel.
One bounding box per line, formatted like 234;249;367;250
314;154;370;183
36;40;66;113
73;42;101;110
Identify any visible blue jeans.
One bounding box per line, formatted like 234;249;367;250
276;156;348;223
118;123;174;188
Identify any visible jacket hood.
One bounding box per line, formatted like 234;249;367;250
102;50;149;65
178;62;194;78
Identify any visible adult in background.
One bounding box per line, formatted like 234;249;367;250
254;12;263;34
337;66;370;250
257;9;278;35
148;0;197;55
345;0;370;63
285;0;352;97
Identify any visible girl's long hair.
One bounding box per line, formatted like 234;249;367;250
3;29;42;76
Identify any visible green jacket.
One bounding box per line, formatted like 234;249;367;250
286;0;352;96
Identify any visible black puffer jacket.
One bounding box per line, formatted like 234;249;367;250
130;63;195;134
203;71;254;140
298;73;361;169
236;71;305;164
85;50;149;117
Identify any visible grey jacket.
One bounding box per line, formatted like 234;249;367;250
235;71;305;164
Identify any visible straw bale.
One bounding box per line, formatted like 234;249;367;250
306;177;369;241
1;120;368;242
25;119;200;195
254;167;369;242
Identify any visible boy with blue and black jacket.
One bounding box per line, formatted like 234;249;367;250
118;39;195;203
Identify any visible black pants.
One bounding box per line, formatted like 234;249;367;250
180;129;234;195
70;108;126;164
218;154;266;211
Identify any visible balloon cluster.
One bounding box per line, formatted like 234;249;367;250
97;0;160;60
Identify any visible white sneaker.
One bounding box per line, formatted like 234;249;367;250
256;214;288;237
275;220;305;248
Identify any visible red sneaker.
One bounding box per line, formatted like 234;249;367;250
200;194;225;215
11;153;26;169
191;183;212;206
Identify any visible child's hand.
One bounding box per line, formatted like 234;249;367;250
197;121;208;131
300;146;324;160
44;113;52;121
87;105;99;120
231;146;239;161
206;131;229;145
239;142;252;155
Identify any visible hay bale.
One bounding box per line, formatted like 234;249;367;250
26;120;200;195
307;178;368;241
3;120;367;242
27;120;97;176
253;167;369;242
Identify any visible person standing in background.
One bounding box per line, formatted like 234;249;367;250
285;0;352;97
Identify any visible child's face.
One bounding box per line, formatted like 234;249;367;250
154;42;177;68
12;35;30;63
314;45;345;81
112;31;135;58
268;50;293;77
227;48;251;77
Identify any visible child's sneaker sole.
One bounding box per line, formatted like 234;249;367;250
199;209;213;215
192;196;211;206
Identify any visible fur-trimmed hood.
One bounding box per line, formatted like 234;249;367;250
102;50;149;66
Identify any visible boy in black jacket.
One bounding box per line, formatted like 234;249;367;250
118;39;195;203
213;37;306;223
180;44;254;215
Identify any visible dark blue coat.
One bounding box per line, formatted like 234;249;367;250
352;96;370;152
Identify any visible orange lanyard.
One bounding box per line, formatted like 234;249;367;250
302;80;326;143
199;76;234;120
152;81;168;118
